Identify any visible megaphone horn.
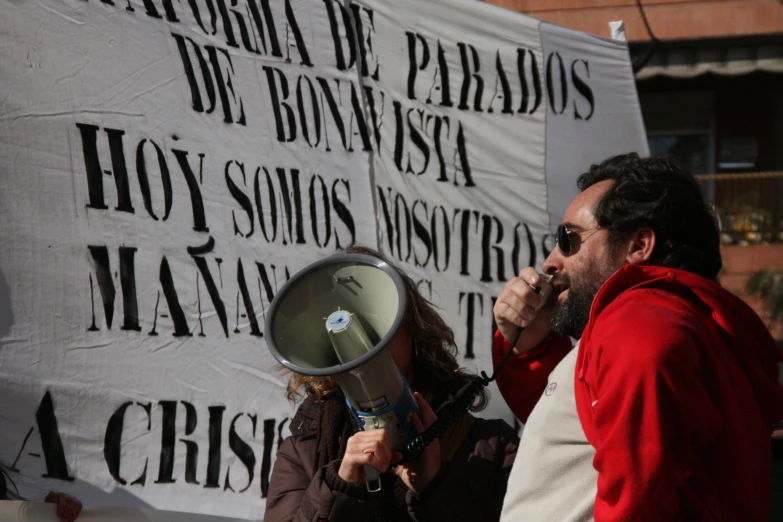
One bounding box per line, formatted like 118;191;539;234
264;253;419;491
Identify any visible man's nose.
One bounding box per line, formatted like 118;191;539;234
542;248;563;275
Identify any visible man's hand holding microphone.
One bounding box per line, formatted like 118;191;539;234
493;268;555;353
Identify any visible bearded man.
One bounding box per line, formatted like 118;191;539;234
493;153;783;522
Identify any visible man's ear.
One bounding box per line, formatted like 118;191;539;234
625;227;656;265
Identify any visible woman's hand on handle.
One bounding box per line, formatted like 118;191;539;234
338;428;394;486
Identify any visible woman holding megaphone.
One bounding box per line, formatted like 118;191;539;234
265;246;520;522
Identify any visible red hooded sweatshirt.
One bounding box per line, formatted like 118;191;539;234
493;265;783;521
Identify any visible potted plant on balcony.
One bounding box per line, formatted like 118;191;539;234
746;269;783;330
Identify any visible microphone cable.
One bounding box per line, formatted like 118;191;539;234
400;280;549;461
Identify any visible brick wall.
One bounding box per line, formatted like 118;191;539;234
486;0;783;42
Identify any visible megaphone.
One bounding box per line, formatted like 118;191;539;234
265;251;554;492
264;253;419;490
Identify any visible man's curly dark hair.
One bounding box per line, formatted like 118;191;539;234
577;153;722;282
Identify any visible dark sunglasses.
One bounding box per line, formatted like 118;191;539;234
555;225;603;257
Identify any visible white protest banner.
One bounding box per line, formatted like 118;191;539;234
540;21;648;229
0;0;648;519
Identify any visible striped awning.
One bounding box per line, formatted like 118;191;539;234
635;41;783;80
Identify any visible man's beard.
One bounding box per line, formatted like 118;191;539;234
551;259;621;339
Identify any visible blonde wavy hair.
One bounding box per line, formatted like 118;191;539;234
284;245;489;413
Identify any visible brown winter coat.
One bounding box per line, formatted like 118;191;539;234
265;397;519;522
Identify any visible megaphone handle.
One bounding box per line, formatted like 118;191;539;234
364;465;382;492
